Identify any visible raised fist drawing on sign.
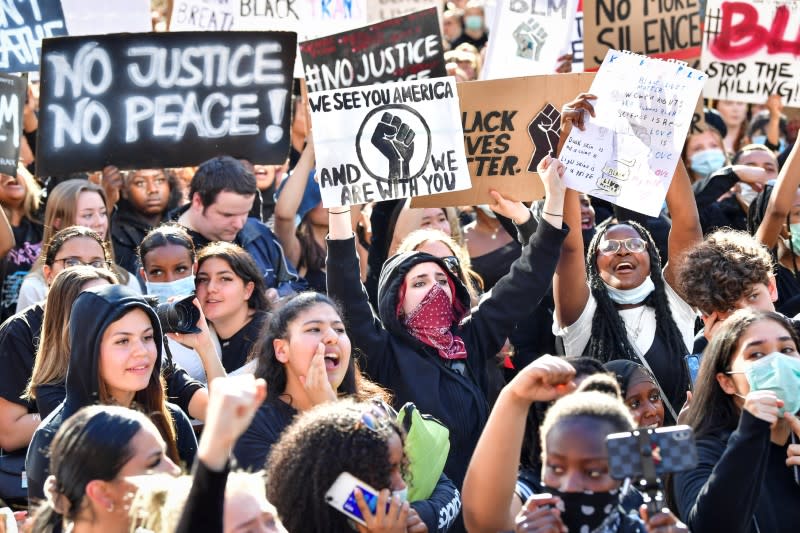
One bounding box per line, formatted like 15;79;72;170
513;18;548;61
528;103;561;172
372;112;416;183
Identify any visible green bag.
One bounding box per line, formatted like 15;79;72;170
396;403;450;501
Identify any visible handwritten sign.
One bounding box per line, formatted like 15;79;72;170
701;0;800;107
583;0;703;71
61;0;152;34
0;0;67;73
0;73;25;176
309;77;471;207
482;0;579;79
233;0;304;30
300;7;446;93
367;0;440;22
561;50;705;216
304;0;367;35
570;0;584;71
170;0;235;31
37;31;296;176
413;72;594;208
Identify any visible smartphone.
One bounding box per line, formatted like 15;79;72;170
606;425;698;480
325;472;382;526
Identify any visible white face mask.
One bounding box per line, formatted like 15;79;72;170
603;277;655;305
145;275;196;304
391;487;408;503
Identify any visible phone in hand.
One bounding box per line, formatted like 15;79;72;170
325;472;382;526
606;425;698;480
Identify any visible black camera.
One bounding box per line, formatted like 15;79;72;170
155;293;202;334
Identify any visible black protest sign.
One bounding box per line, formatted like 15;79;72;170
0;73;25;176
37;31;296;176
300;7;446;93
0;0;68;73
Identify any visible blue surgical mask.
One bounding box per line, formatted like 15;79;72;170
744;352;800;416
464;15;483;31
603;277;655;305
751;135;786;153
690;148;726;178
145;275;196;304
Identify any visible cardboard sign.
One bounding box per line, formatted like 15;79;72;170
583;0;703;71
309;77;471;207
0;73;25;176
412;72;595;208
367;0;440;22
37;31;296;176
701;0;800;107
0;0;68;73
561;51;705;217
482;0;579;79
233;0;304;31
300;7;446;93
170;0;235;31
61;0;152;35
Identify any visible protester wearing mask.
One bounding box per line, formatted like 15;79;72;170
452;1;488;50
683;127;728;182
462;357;686;532
553;93;701;423
675;309;800;533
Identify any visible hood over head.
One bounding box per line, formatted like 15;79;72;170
64;284;163;416
377;251;471;342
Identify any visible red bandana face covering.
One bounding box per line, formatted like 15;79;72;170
401;282;467;360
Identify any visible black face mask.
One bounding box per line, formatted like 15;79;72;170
548;487;620;533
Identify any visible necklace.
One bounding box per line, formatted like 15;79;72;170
623;306;648;341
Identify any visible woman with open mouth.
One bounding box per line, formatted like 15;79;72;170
553;93;702;425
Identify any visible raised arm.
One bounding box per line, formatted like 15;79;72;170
273;139;315;266
755;140;800;248
553;94;595;327
462;356;576;532
662;160;702;296
764;94;783;149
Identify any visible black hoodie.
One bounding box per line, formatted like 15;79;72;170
25;285;197;501
327;218;567;489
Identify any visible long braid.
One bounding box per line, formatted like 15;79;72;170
585;220;689;387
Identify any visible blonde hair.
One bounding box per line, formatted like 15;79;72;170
25;266;118;400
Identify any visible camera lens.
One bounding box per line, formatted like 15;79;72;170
155;294;201;334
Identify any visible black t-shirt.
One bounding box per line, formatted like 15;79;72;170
0;303;44;412
218;311;268;373
0;218;43;322
775;264;800;316
233;397;297;471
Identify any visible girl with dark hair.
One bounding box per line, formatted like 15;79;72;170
604;360;665;429
747;141;800;314
265;399;412;533
26;285;197;502
463;358;686;532
29;405;180;533
553;94;702;423
674;308;800;532
137;224;226;385
196;241;271;374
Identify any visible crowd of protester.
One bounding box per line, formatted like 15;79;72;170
1;0;800;532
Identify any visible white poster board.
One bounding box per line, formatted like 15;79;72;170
169;0;235;31
367;0;440;23
309;77;471;207
701;0;800;107
561;50;706;217
481;0;578;80
61;0;151;34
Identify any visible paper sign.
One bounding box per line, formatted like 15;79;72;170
0;0;68;73
309;77;471;207
300;7;446;93
482;0;579;79
233;0;305;31
61;0;152;34
412;72;594;208
170;0;235;31
701;0;800;107
570;0;584;71
367;0;440;22
37;31;296;176
304;0;367;35
561;50;705;216
0;73;25;176
582;0;703;71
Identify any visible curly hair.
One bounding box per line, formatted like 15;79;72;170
677;229;774;314
265;399;407;533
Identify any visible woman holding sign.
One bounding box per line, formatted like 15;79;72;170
326;156;569;497
552;94;703;424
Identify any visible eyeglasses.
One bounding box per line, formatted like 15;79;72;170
53;257;110;269
597;237;647;256
353;402;394;434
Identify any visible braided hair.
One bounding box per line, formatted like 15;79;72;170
585;220;689;368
